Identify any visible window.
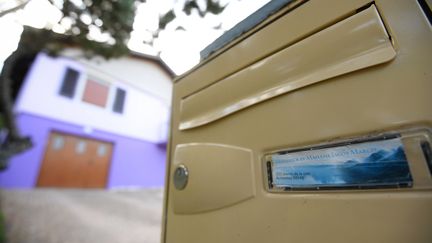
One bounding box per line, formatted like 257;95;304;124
82;80;109;107
52;135;65;151
97;144;108;157
59;68;79;98
75;140;87;154
113;88;126;113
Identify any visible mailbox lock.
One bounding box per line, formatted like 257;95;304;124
173;164;189;190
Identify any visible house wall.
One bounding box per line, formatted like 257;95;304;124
0;113;166;188
14;53;170;144
72;52;173;105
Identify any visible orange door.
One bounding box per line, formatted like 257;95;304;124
37;132;113;188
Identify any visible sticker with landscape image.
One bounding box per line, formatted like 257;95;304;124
271;138;412;189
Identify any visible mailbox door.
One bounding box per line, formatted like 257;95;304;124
163;0;432;242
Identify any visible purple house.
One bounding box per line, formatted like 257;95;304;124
0;51;174;189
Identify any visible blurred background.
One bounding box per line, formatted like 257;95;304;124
0;0;271;242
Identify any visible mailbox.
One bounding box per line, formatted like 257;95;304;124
162;0;432;242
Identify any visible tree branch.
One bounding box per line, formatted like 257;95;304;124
0;0;30;18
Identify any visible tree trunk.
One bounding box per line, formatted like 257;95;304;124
0;48;33;170
0;49;22;141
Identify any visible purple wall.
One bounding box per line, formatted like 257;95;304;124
0;112;167;189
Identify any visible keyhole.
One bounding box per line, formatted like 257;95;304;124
173;165;188;190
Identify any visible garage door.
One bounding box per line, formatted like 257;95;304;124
37;132;113;188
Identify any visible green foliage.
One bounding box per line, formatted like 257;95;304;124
0;114;4;129
205;0;226;15
183;1;200;15
0;210;5;243
159;0;226;32
45;0;144;58
183;0;226;17
159;10;175;30
2;0;229;58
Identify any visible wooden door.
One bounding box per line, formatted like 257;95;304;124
37;132;113;188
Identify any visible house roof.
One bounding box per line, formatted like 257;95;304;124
129;51;176;79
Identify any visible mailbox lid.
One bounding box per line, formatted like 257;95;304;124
179;4;396;130
174;0;373;96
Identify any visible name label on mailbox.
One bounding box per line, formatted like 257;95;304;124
267;137;413;190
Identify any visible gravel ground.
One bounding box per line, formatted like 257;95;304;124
0;189;164;243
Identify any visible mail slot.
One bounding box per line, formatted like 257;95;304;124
162;0;432;242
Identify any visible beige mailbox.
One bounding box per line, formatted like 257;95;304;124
162;0;432;242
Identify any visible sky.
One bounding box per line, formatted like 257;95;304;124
0;0;271;75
